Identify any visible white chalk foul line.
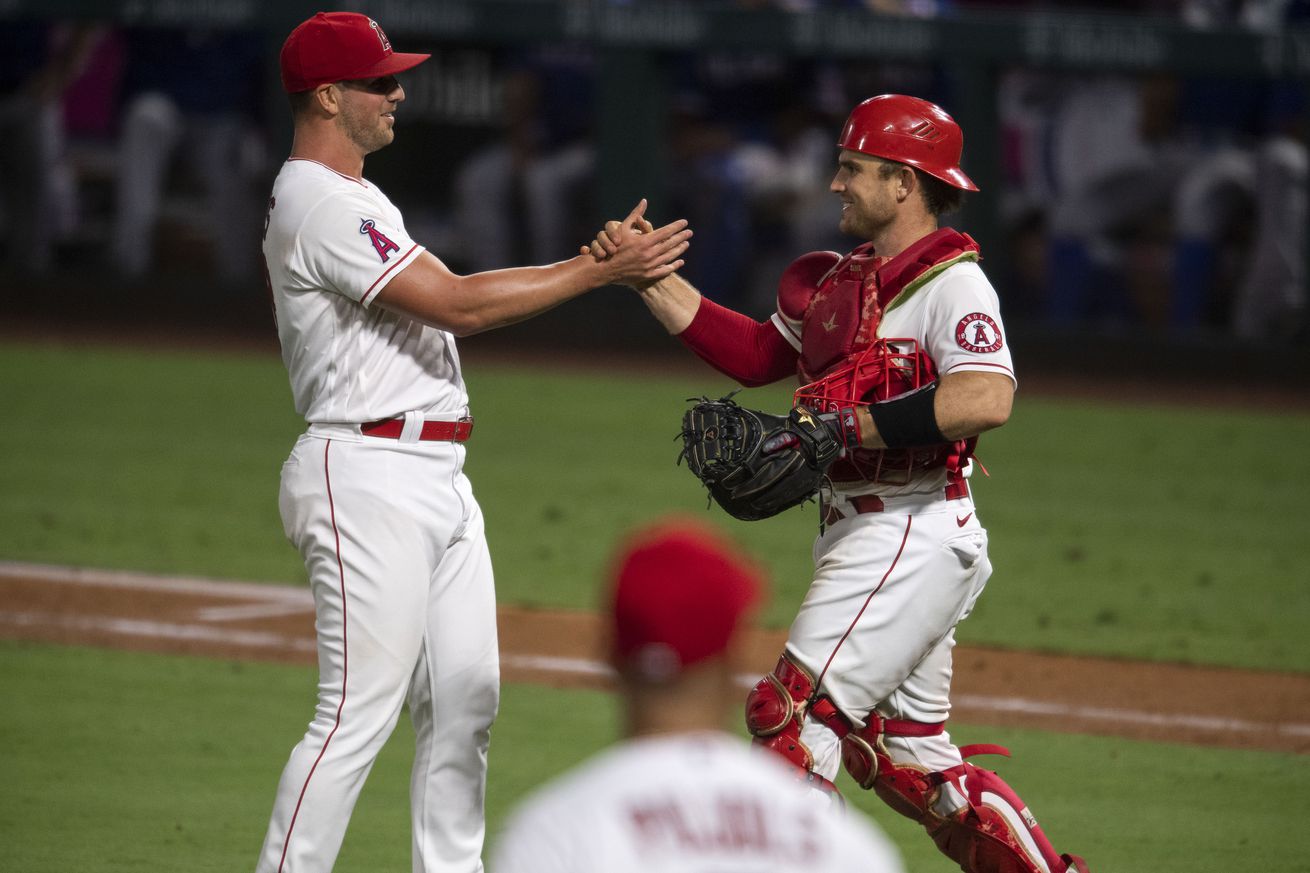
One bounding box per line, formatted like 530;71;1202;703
0;561;311;603
951;693;1310;739
491;656;1310;741
0;610;317;654
3;560;1309;743
503;654;616;679
195;603;315;622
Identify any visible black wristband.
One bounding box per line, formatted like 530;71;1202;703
868;383;946;448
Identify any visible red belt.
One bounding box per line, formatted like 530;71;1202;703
822;480;970;526
360;417;474;442
823;495;885;527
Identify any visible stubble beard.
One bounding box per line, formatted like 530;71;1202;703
840;199;893;242
340;107;393;155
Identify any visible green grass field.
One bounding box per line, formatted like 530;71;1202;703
3;641;1308;872
2;338;1309;872
2;339;1307;668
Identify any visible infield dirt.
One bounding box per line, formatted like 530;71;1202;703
3;564;1307;755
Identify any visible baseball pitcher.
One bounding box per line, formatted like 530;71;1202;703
255;13;690;873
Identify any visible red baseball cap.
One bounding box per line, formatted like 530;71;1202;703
279;12;430;93
608;518;764;682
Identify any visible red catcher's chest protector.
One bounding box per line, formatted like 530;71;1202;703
795;228;981;485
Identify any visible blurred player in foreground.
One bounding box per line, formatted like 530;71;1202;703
255;12;690;873
491;518;905;873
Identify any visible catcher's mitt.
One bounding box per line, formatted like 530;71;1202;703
679;396;842;521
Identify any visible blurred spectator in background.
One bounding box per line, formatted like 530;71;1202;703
1172;0;1309;341
452;47;595;271
1181;0;1310;28
1227;84;1307;341
662;50;795;313
1013;0;1309;341
655;33;964;316
731;76;849;312
109;27;266;285
6;1;1304;343
663;51;949;316
1168;78;1307;341
1036;73;1191;328
0;21;100;276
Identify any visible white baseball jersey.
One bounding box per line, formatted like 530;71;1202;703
874;259;1015;387
774;258;1015;499
491;731;905;873
264;158;468;423
868;259;1015;496
256;156;499;873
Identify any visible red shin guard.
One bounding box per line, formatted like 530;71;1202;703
744;655;840;797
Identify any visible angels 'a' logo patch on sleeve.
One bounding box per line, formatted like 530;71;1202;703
360;218;400;262
955;312;1003;353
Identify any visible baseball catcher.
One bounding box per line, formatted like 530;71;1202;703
588;92;1089;873
679;397;846;521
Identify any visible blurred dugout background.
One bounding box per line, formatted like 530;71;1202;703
2;0;1309;382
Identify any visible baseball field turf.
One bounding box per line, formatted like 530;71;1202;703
2;337;1308;871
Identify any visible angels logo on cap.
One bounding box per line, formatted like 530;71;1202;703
955;312;1003;353
369;19;392;52
279;12;430;93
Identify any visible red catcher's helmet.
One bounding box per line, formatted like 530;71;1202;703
838;94;979;192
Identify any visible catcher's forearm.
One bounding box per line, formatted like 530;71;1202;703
855;371;1013;449
676;295;796;388
929;370;1014;439
638;274;702;334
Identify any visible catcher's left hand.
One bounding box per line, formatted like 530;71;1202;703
679;396;842;521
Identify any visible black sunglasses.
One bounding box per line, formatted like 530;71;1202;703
336;75;400;95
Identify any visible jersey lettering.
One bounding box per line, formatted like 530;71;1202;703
626;794;817;860
360;218;400;262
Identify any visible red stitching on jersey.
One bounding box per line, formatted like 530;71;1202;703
287;157;367;187
363;244;421;304
277;441;350;872
814;514;912;692
943;361;1014;376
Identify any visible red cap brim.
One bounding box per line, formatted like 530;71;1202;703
937;167;979;192
348;50;431;82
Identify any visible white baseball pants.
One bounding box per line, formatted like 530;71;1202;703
256;431;500;873
788;492;990;815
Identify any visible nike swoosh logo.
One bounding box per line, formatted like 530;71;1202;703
956;513;973;527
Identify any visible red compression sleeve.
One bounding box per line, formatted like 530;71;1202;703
678;296;797;387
